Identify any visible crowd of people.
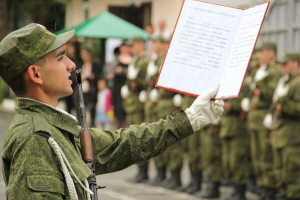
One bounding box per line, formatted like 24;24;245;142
61;23;300;200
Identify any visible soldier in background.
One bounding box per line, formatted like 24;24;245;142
145;36;173;186
137;35;165;184
178;95;203;194
245;42;282;199
121;36;150;183
264;53;300;200
196;120;222;199
241;50;260;193
154;38;186;190
220;82;251;200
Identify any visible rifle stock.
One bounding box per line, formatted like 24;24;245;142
76;69;99;200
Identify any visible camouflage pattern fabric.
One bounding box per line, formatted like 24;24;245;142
1;98;194;199
201;124;223;182
124;55;149;125
271;74;300;198
181;95;202;173
248;62;282;186
220;84;250;184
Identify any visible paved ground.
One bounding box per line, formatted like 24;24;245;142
0;109;259;200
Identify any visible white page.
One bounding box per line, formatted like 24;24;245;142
157;0;243;96
217;3;269;98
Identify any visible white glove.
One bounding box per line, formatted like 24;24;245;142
173;94;183;107
263;113;273;130
121;85;129;99
149;88;159;102
185;85;224;132
241;98;250;112
139;90;147;103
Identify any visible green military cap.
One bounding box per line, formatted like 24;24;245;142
279;52;300;64
0;23;75;83
257;42;277;52
128;36;146;45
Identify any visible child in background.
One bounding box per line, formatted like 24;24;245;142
95;79;113;129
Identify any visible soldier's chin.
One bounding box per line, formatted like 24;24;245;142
61;88;73;98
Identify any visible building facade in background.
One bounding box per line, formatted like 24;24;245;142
60;0;258;34
259;0;300;56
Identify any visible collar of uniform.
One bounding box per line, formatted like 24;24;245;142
16;98;79;137
289;72;300;81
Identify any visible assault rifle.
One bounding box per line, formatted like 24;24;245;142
76;69;102;200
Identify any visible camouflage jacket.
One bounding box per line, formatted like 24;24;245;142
250;62;282;110
145;55;164;123
1;98;193;199
271;73;300;148
124;55;149;114
127;55;149;93
248;62;282;130
220;84;248;139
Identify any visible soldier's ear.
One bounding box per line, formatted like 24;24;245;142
27;65;43;85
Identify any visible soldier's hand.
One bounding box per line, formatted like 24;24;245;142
186;84;224;132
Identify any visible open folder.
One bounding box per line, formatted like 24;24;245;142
156;0;270;100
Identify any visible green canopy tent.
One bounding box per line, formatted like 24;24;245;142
57;11;149;39
57;11;149;65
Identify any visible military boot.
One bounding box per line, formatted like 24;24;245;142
175;172;202;193
163;169;181;190
197;181;220;199
128;164;149;183
259;187;277;200
222;184;246;200
148;166;166;186
276;192;286;200
185;172;202;194
247;175;259;194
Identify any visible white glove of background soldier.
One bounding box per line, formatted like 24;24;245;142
186;85;224;132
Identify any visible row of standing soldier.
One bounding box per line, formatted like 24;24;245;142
120;37;300;200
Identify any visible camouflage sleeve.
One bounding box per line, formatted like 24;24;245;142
5;134;65;200
280;85;300;117
90;110;194;175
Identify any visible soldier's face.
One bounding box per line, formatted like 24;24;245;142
131;43;145;56
284;60;299;75
257;49;275;65
40;46;76;99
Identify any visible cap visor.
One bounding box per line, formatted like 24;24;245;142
44;29;75;55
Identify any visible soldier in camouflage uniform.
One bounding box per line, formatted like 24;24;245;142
175;95;202;194
143;36;169;185
141;35;165;184
144;35;165;125
264;53;300;200
121;36;150;183
245;42;282;199
154;38;186;190
220;83;251;200
0;24;224;199
196;121;222;199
